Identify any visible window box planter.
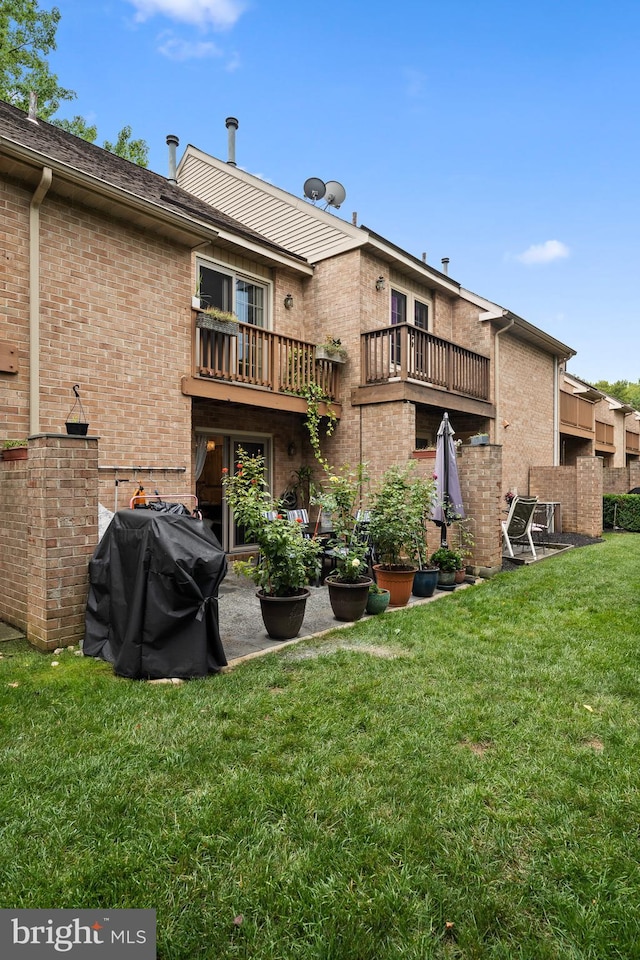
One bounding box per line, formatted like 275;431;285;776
315;346;347;364
411;449;436;460
2;445;27;461
196;312;239;336
470;433;489;446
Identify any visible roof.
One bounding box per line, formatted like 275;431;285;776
463;287;576;361
0;99;309;270
177;145;465;295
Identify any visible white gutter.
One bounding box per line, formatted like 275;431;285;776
553;357;559;465
29;166;52;435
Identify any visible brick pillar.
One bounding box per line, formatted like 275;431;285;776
575;456;603;538
27;434;99;650
458;443;503;576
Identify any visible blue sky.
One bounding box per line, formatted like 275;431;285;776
46;0;640;385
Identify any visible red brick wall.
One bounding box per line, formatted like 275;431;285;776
499;336;555;496
458;444;503;572
530;457;603;536
0;454;29;627
0;436;98;647
27;435;99;650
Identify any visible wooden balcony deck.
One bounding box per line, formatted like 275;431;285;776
354;325;492;414
181;320;342;417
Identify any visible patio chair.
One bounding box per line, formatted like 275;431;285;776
287;508;310;534
502;496;539;560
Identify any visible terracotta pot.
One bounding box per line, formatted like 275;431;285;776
326;576;373;622
455;568;466;584
1;446;27;461
257;588;309;640
373;564;416;607
412;567;439;597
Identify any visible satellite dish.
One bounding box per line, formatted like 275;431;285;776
324;181;346;209
303;177;326;201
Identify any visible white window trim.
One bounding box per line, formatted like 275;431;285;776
196;256;273;329
390;283;432;331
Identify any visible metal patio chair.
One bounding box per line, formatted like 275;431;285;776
502;496;539;560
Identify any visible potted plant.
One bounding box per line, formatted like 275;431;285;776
196;306;240;336
221;448;321;640
2;438;28;461
315;336;348;364
65;384;89;435
313;463;372;621
365;582;390;615
368;463;437;606
429;546;461;587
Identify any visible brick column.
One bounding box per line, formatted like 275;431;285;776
27;434;99;650
575;456;603;538
458;443;503;576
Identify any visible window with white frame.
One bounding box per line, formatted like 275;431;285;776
390;287;431;330
197;261;269;328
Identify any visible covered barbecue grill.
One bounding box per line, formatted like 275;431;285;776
84;508;227;679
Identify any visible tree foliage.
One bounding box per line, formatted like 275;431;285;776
593;379;640;410
0;0;74;118
0;0;149;166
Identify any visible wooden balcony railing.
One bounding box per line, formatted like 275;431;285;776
595;420;614;447
626;430;640;454
560;391;594;432
361;325;490;401
195;322;339;401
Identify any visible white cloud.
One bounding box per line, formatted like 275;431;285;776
126;0;245;30
515;240;570;265
157;34;221;60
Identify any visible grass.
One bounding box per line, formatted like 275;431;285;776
1;533;640;958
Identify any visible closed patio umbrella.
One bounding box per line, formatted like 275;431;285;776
430;412;465;546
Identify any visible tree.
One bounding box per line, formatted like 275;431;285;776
0;0;74;119
103;125;149;167
594;379;640;410
0;0;149;166
54;116;150;167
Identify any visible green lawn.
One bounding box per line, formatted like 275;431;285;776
1;534;640;959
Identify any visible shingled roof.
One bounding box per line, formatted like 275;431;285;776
0;99;306;263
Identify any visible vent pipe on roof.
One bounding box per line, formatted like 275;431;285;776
166;134;179;183
422;252;427;263
225;117;238;166
441;257;449;275
27;91;38;124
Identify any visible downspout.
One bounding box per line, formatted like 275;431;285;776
29;167;52;436
493;317;514;442
553;357;560;465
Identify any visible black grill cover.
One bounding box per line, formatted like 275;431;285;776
84;509;227;679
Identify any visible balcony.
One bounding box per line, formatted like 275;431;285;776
353;325;492;416
595;420;615;451
560;391;594;438
626;430;640;455
181;320;342;418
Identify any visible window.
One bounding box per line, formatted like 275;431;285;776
198;261;269;328
390;287;430;330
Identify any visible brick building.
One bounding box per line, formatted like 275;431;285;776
1;100;623;646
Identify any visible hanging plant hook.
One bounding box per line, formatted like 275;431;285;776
73;384;80;399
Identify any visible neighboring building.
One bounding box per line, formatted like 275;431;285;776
560;371;640;467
